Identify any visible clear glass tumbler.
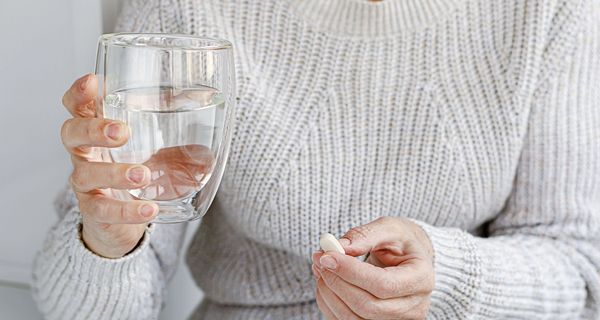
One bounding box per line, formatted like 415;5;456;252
95;33;235;223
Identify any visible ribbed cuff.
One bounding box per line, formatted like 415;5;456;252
411;220;482;319
32;209;157;320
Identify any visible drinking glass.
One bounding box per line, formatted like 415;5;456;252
94;33;235;223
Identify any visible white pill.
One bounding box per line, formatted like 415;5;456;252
320;233;345;254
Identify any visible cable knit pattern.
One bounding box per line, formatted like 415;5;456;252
32;0;600;319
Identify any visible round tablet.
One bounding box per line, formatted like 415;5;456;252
320;233;345;254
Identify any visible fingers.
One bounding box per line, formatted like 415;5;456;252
318;251;396;298
312;250;323;269
315;218;434;318
311;264;321;280
71;160;151;193
318;268;376;318
319;251;434;299
62;74;98;117
78;192;158;224
317;277;361;320
61;118;129;152
338;216;405;257
315;290;337;320
319;269;424;319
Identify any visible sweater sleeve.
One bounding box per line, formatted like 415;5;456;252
416;2;600;319
32;190;186;320
31;2;188;319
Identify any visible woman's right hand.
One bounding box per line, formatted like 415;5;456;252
60;74;158;258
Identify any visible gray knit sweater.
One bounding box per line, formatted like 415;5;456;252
32;0;600;319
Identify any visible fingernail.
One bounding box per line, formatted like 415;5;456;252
320;255;337;270
139;204;155;217
105;123;121;140
79;74;91;91
127;166;146;183
338;238;350;247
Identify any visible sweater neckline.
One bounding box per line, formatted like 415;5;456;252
289;0;462;37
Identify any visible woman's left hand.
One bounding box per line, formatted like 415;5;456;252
312;217;435;320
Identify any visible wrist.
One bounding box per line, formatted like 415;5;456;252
80;224;145;258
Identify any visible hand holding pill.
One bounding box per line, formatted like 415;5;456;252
312;217;434;320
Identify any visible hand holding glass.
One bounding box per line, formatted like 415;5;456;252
95;33;235;223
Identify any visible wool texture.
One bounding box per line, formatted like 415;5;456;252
32;0;600;319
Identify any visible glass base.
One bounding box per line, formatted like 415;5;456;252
152;201;200;223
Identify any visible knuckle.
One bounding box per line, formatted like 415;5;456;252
61;90;71;107
378;277;401;298
358;299;381;319
70;167;86;189
60;119;73;144
346;225;371;242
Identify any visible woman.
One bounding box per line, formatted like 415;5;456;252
33;0;600;319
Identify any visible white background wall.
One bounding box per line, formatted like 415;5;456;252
0;1;203;319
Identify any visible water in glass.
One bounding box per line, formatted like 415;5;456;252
103;85;225;203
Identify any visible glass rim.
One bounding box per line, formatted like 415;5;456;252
99;33;233;51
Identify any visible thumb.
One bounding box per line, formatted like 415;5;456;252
339;217;403;257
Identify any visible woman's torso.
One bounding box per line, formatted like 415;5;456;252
162;0;576;314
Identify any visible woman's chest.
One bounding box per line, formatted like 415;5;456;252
197;0;543;253
217;36;533;252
